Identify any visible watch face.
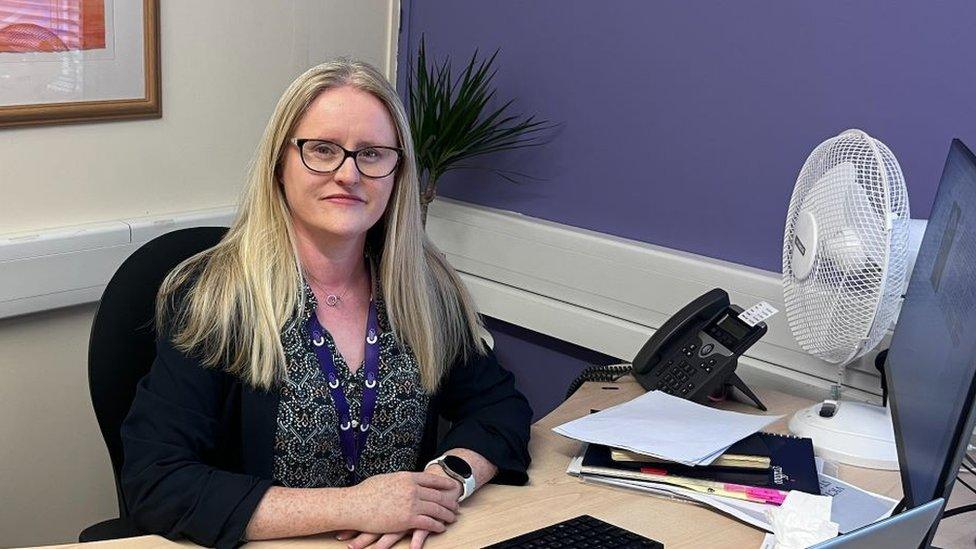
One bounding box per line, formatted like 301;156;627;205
443;455;472;478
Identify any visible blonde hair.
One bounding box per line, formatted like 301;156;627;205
156;59;486;392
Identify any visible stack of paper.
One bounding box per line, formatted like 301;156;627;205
552;390;781;466
582;475;897;534
572;454;897;535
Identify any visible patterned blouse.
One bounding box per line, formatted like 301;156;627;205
272;277;430;488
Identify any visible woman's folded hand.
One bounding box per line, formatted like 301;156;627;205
346;471;460;534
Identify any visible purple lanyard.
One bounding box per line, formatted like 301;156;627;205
306;299;380;473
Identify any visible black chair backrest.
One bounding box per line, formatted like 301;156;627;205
88;226;228;517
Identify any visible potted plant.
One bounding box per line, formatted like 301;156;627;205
407;37;556;225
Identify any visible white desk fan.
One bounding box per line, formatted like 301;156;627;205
783;129;911;470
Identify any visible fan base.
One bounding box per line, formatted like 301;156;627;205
788;399;899;470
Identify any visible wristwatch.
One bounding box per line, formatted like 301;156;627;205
425;454;476;502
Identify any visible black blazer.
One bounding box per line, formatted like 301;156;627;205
120;322;533;549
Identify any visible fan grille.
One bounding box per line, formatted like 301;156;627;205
783;130;910;364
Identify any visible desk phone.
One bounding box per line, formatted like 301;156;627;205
632;288;767;410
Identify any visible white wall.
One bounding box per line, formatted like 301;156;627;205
0;303;110;548
0;1;398;546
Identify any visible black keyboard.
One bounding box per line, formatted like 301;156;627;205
483;514;663;548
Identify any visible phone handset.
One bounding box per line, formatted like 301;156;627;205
632;289;730;376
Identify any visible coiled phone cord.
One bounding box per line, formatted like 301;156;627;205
564;364;633;401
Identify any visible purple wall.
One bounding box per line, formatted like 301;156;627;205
399;2;976;416
484;318;620;422
400;0;976;273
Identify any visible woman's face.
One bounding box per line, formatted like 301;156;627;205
280;85;399;245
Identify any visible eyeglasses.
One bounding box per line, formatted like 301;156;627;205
290;138;402;179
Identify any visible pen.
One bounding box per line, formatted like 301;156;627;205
640;468;787;505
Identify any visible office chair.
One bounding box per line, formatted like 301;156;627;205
80;226;228;542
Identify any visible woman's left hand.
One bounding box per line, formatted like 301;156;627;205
338;450;495;548
410;529;432;548
338;529;431;548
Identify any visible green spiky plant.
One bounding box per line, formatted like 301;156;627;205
408;37;556;225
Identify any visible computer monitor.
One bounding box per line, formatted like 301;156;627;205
886;139;976;544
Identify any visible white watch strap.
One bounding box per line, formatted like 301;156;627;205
425;456;476;502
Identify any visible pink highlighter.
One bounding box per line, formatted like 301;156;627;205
723;484;787;505
640;467;788;505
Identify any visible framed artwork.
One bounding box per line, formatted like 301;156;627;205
0;0;160;128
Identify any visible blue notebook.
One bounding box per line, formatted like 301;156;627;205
582;432;821;495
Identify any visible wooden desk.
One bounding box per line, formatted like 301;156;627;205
39;378;901;549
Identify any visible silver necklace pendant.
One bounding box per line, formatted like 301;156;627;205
325;294;340;307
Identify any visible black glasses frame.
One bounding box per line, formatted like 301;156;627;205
290;138;403;179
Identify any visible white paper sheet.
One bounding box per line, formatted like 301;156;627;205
566;443;587;476
580;473;700;507
553;390;781;466
584;475;774;530
817;473;898;533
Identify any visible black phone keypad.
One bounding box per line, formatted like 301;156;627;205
649;336;728;398
483;514;663;548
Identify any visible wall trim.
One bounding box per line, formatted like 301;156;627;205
0;207;235;319
0;196;884;402
425;197;885;402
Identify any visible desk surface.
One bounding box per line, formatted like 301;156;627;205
40;378;902;549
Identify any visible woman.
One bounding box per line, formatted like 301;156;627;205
120;59;532;549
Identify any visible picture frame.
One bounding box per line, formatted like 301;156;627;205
0;0;160;128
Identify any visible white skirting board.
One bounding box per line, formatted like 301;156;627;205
0;198;893;401
0;207;235;319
